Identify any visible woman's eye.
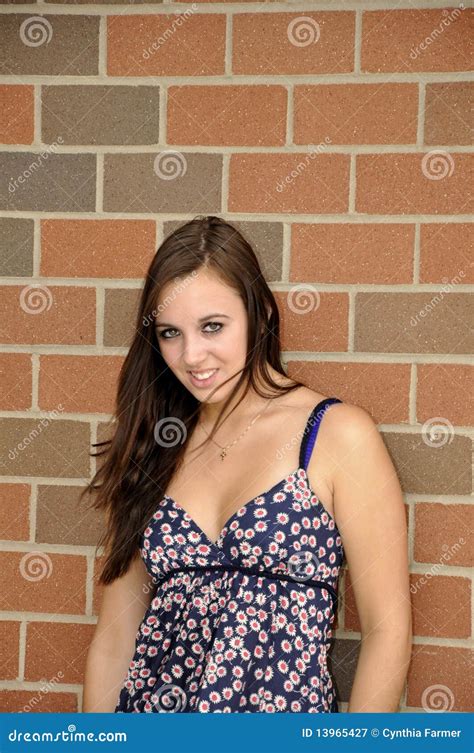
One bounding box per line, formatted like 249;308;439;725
157;322;223;340
204;322;223;334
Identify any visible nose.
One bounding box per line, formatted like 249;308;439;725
182;335;209;369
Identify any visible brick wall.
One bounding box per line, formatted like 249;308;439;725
0;0;472;713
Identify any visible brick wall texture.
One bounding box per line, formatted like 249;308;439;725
0;0;472;714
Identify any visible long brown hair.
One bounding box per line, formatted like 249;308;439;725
82;215;305;585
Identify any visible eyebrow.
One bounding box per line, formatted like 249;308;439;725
156;313;232;327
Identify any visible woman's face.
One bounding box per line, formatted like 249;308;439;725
154;267;248;404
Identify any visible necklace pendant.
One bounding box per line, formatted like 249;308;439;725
220;448;227;461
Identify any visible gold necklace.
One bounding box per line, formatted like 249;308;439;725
198;399;273;461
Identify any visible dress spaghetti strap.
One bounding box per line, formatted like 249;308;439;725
299;397;342;471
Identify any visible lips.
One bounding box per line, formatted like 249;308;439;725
187;368;219;388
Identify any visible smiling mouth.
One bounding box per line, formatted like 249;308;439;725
188;368;218;381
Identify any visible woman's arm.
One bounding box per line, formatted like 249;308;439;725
83;549;155;713
331;404;413;712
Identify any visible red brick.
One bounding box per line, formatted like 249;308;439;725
0;552;87;614
107;14;226;76
277;291;348;352
26;622;96;684
290;223;414;284
229;153;350;214
407;644;472;712
168;85;287;146
233;12;355;75
361;8;472;72
0;483;30;541
286;360;411;425
294;84;418;145
39;355;124;414
425;82;473;146
0;353;32;410
420;223;473;284
41;220;156;278
0;622;20;680
0;85;34;144
356;153;473;215
0;286;96;345
0;689;78;713
414;503;473;568
417;364;473;426
409;574;471;638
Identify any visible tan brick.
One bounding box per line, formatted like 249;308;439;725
420;223;473;284
0;14;99;76
355;292;473;354
290;223;414;284
277;290;348;352
0;551;87;614
168;85;287;146
39;355;123;414
356;153;473;215
286;360;411;425
294;84;418;145
407;644;472;711
229;153;350;214
37;484;104;546
382;432;471;495
0;353;32;410
361;8;472;73
103;153;222;214
414;503;473;568
26;621;96;683
417;364;473;426
425;82;473;146
42;85;161;145
0;417;90;478
1;153;96;212
0;286;96;345
233;12;355;75
41;219;156;278
107;14;226;76
103;288;140;348
0;483;30;542
0;85;34;144
0;218;34;277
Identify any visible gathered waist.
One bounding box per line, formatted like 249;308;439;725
155;564;338;608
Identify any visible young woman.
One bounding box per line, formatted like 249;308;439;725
82;215;412;714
